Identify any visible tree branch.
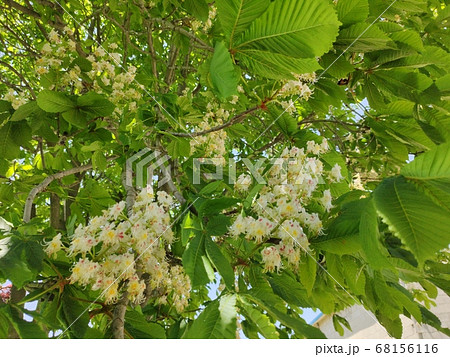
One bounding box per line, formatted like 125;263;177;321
0;60;36;99
3;0;40;19
23;156;118;223
121;171;136;216
152;17;213;52
165;105;260;137
112;290;129;339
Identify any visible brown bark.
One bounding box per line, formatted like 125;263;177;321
111;290;129;339
50;193;65;230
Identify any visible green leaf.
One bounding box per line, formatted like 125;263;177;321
216;0;270;46
184;295;237;338
206;214;231;236
10;101;39;121
336;23;394;52
167;137;191;158
0;307;9;338
336;0;369;26
373;70;433;97
373;176;450;265
436;73;450;92
210;42;239;99
299;253;317;295
313;199;364;254
205;236;235;290
246;290;325;338
359;198;392;270
184;0;209;21
401;143;450;212
124;310;166;338
81;141;103;152
198;197;239;217
0;234;43;288
332;314;351;336
389;29;424;52
401;143;450;177
236;49;321;79
181;213;202;246
382;100;415;117
71;57;92;72
199;181;223;195
235;0;340;58
0;100;13;120
268;104;297;136
8;306;47;339
239;297;279;339
320;52;354;79
182;233;212;287
92;151;107;171
36;90;75;113
61;108;87;128
60;287;89;338
267;273;308;307
77;92;115;118
342;255;366;295
389;285;422;323
377;315;403;339
0;121;32;159
419;306;450;337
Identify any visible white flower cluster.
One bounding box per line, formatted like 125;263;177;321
190;104;231;159
2;89;28;110
229;140;345;273
278;73;315;101
34;28;141;117
45;188;190;310
191;5;217;32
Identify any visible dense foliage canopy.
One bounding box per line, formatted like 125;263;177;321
0;0;450;339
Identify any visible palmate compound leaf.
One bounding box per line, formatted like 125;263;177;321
373;176;450;266
183;295;237;338
234;0;340;59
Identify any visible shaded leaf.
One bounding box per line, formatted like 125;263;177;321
210;42;239;99
205;236;235;290
184;295;237;338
